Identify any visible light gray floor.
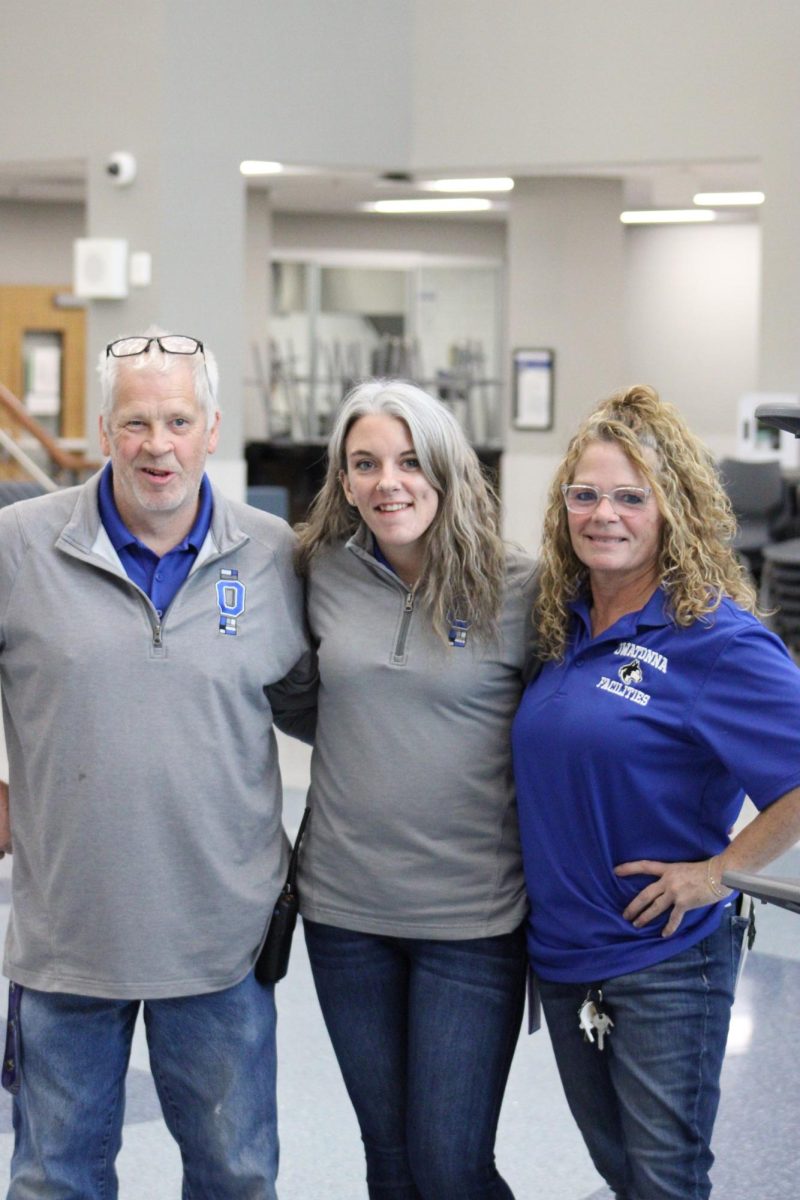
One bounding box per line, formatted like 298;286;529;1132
0;733;797;1197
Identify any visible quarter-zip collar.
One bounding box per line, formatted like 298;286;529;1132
345;522;412;591
56;469;250;570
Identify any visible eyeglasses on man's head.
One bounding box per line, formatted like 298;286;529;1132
561;483;652;515
106;334;204;359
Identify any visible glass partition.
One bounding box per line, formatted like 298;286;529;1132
263;256;503;447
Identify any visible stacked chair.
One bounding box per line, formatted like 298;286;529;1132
718;457;795;582
761;539;800;655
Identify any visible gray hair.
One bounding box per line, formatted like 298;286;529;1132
96;325;220;430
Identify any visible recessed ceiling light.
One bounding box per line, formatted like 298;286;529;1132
620;209;716;225
419;177;514;193
693;191;765;206
364;198;495;214
240;161;284;176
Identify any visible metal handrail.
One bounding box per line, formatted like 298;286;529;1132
0;381;101;483
0;429;59;492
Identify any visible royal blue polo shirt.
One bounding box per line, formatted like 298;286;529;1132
512;587;800;983
98;462;213;618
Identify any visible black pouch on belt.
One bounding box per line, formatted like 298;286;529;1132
255;807;310;985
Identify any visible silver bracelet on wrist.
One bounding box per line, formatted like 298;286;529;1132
706;857;728;899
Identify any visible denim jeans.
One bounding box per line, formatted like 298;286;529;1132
6;971;278;1200
304;919;526;1200
538;908;748;1200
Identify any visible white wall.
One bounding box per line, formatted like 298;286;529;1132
624;223;760;459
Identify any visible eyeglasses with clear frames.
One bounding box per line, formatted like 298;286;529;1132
106;334;204;359
561;484;652;515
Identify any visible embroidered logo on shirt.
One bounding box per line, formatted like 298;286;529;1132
618;659;644;686
594;641;669;705
216;568;246;636
446;605;471;648
594;658;650;706
448;617;470;648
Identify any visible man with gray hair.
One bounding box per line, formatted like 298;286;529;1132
0;330;315;1199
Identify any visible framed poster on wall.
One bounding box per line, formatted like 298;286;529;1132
512;348;554;430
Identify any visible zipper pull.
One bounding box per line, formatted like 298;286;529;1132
404;591;414;612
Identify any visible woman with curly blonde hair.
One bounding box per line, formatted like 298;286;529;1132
512;384;800;1200
296;379;536;1199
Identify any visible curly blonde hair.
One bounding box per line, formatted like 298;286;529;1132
295;379;506;641
535;384;757;660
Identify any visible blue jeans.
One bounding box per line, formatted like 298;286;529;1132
538;909;748;1200
304;919;526;1200
6;971;278;1200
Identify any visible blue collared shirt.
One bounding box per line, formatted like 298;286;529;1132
512;586;800;982
98;462;213;618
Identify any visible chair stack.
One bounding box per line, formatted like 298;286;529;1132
718;457;793;582
762;538;800;653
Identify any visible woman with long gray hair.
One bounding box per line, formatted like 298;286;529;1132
295;379;536;1200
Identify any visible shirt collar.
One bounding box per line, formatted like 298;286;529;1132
97;462;213;555
570;585;672;641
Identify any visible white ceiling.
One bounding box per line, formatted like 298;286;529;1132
0;156;764;220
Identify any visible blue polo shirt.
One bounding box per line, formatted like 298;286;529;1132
98;463;213;618
512;587;800;982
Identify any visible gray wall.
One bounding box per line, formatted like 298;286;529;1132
0;203;84;283
0;0;413;167
410;1;794;169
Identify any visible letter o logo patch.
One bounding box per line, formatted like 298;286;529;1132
216;579;246;617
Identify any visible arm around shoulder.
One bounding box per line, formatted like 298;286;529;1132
266;647;319;745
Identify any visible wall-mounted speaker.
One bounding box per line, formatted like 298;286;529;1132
73;238;129;299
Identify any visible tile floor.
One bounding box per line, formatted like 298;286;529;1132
0;734;797;1198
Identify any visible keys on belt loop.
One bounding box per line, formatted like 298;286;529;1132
578;986;614;1051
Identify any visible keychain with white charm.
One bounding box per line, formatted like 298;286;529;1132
578;987;614;1051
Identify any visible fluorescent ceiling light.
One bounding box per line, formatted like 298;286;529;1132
365;198;495;214
693;191;765;206
620;209;716;225
420;177;514;193
240;161;284;176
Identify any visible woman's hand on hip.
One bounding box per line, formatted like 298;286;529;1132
614;859;728;937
